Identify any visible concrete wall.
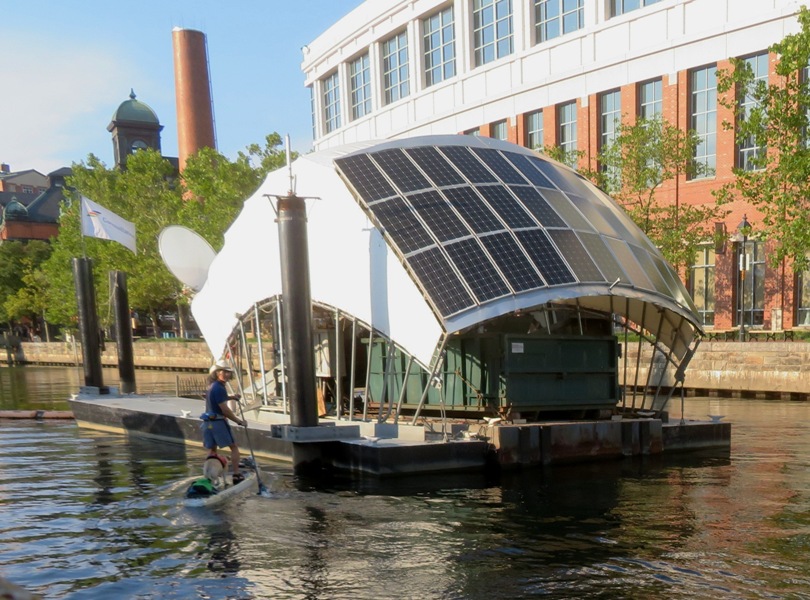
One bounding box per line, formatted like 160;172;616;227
622;341;810;398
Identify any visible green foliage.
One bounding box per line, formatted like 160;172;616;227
574;117;724;270
715;6;810;270
0;241;52;325
33;134;291;332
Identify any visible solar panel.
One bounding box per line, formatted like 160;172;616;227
335;154;397;201
406;247;476;316
372;148;431;193
605;238;655;291
547;230;605;282
541;189;595;232
407;190;470;242
568;194;623;238
502;152;556;188
515;229;577;285
471;148;526;184
405;147;466;187
371;197;435;254
336;140;689;325
528;155;593;197
630;244;672;297
444;238;511;301
577;232;628;284
480;232;545;291
440;146;498;183
509;185;567;228
476;185;537;229
442;186;504;234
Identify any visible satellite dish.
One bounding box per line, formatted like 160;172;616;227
158;226;216;292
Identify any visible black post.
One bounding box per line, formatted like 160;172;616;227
72;257;107;393
277;192;318;428
111;270;136;393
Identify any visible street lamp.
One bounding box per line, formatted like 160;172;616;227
738;214;751;341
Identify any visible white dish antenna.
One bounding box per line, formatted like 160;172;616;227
158;225;216;292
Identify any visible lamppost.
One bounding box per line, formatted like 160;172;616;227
738;214;751;341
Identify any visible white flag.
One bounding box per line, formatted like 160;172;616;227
81;196;137;254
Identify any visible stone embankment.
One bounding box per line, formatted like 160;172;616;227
3;340;809;399
621;340;810;400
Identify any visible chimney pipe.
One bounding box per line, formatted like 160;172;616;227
172;27;216;172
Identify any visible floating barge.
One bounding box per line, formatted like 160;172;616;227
69;387;729;476
71;135;730;475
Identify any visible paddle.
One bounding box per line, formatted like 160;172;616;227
226;355;269;496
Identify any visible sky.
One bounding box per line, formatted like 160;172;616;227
0;0;364;175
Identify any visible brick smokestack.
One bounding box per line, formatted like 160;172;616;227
172;27;216;172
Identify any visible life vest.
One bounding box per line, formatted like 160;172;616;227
185;477;218;498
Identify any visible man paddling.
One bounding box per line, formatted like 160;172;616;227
201;360;245;484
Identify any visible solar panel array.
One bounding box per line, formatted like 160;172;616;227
335;143;688;319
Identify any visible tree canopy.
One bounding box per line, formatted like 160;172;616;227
32;133;292;334
714;6;810;270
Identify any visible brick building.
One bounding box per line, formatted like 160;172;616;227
302;0;807;334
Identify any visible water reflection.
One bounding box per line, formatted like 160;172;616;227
2;368;810;598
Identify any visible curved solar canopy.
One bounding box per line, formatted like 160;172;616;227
192;135;702;369
334;136;702;360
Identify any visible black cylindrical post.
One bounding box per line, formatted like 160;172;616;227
277;193;318;428
72;258;107;392
111;270;136;393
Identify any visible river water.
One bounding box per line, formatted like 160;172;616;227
1;366;809;599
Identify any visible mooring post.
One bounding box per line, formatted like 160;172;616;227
72;257;108;393
111;270;136;393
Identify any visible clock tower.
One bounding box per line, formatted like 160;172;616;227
107;90;163;169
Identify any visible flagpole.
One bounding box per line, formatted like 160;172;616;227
79;195;87;259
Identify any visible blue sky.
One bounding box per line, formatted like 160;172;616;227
0;1;363;174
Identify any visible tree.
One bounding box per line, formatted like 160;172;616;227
714;6;810;270
555;117;723;270
0;240;51;328
35;133;293;335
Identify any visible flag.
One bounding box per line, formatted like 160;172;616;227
81;196;137;254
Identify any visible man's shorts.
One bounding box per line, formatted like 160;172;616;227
201;419;235;448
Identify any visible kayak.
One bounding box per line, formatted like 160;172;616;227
182;469;260;508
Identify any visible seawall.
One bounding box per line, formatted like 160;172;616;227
3;340;809;399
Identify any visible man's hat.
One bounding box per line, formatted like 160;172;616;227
209;359;234;375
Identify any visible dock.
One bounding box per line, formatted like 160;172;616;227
68;388;730;476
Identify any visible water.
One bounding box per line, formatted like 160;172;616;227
2;367;810;599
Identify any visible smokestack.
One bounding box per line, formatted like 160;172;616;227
172;27;216;172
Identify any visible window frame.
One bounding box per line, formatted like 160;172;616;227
557;100;578;166
322;71;341;134
349;53;372;121
382;31;410;105
638;78;662;120
423;5;456;87
689;64;717;178
473;0;514;67
689;245;716;327
737;52;769;171
526;110;544;150
534;0;584;45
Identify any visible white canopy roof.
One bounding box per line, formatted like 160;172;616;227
192;136;702;368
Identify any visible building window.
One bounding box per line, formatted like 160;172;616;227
797;255;810;326
690;64;717;178
473;0;513;66
600;90;621;151
690;246;715;326
738;52;769;171
526;110;544;150
423;6;456;87
491;119;508;140
350;53;372;120
323;71;341;134
737;240;765;327
22;185;34;194
382;32;410;105
535;0;584;44
610;0;661;18
464;127;481;136
638;78;662;119
558;101;578;166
